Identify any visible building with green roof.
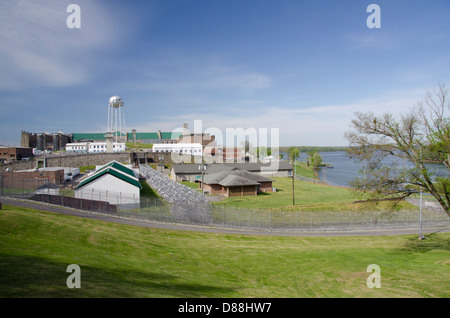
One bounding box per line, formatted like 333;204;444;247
74;161;141;206
72;130;182;144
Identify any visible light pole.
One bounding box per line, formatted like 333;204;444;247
199;157;207;195
43;132;46;168
291;155;295;206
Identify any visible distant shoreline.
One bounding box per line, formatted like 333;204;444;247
279;146;349;153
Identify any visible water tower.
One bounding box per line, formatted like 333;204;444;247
106;95;125;143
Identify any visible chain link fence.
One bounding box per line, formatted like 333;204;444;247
1;169;449;233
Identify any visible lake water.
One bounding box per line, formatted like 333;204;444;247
285;151;449;188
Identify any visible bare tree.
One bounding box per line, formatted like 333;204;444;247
345;84;450;217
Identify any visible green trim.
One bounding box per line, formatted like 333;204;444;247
95;161;135;178
75;167;141;190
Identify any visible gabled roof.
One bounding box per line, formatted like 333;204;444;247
95;161;136;178
203;168;273;187
231;162;293;172
172;163;234;175
172;162;292;175
229;169;274;183
203;169;236;184
75;161;141;189
219;175;259;187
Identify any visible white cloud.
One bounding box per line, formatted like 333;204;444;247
130;87;428;147
0;0;121;89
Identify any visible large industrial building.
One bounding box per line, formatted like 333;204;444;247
21;95;184;153
21;131;72;151
70;130;182;144
18;97;232;158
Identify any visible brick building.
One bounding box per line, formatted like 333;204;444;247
199;168;274;197
21;131;72;151
0;146;33;164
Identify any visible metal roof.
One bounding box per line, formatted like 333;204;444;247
203;169;273;187
218;175;260;187
95;161;136;178
75;161;141;189
172;162;292;174
72;133;103;140
127;132;159;140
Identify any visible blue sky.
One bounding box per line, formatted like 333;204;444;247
0;0;449;147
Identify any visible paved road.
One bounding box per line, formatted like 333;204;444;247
1;197;449;237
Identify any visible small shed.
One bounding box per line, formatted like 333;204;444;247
35;183;60;195
200;168;274;197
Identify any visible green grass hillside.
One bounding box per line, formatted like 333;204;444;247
213;177;417;212
0;204;448;297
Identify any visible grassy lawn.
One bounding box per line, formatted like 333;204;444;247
79;165;96;173
126;142;153;150
213;177;417;212
0;204;448;297
294;161;316;179
179;181;200;191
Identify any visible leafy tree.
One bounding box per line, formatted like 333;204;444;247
287;147;300;162
308;151;323;168
345;84;450;217
307;151;323;182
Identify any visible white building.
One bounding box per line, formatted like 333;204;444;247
74;161;141;206
152;143;203;156
65;142;125;153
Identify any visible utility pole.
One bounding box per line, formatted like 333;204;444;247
292;156;295;206
200;156;206;195
43;132;47;168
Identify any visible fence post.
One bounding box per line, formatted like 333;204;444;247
351;212;353;231
269;210;272;232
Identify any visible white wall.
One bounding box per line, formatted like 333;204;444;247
66;142;125;153
152;143;202;156
74;174;140;205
